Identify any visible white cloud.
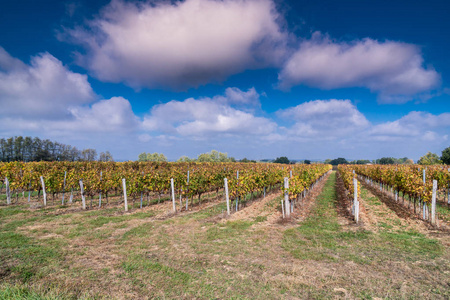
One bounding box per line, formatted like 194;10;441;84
65;0;287;89
0;97;139;136
143;87;276;136
0;47;95;118
278;99;369;138
278;33;440;103
370;111;450;141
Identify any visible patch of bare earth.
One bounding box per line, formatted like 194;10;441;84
335;171;366;229
359;178;450;235
224;171;332;229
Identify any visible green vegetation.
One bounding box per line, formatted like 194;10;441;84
440;146;450;164
418;151;442;165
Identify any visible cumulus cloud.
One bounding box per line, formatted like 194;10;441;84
278;33;440;103
370;111;450;141
0;96;139;137
0;47;95;118
143;87;276;136
278;99;369;138
65;0;287;89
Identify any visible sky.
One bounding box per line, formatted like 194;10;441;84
0;0;449;161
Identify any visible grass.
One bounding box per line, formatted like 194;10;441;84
283;172;445;265
0;173;449;299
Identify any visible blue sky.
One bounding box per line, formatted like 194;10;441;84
0;0;449;161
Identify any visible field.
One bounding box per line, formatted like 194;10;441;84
1;170;449;299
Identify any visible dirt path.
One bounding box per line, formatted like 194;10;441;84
224;171;332;229
359;183;430;233
359;179;450;233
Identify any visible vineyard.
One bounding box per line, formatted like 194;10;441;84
0;161;331;214
1;162;449;299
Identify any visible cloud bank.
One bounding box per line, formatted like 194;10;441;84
278;99;370;138
0;47;95;118
143;87;276;137
278;33;440;103
66;0;287;89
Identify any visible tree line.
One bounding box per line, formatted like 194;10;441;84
0;136;113;162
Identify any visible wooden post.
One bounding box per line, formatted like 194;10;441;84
448;168;450;205
28;181;31;202
431;180;437;225
224;178;230;215
171;178;176;212
122;178;128;212
99;171;102;208
186;170;190;211
40;176;47;206
79;179;86;210
353;178;359;223
284;177;290;218
62;171;67;205
5;177;11;205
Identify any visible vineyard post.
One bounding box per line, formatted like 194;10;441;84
281;199;285;218
431;180;437;225
5;177;11;205
79;179;86;210
171;178;176;212
422;169;426;220
99;171;102;208
62;171;67;205
28;181;31;202
353;178;359;223
447;168;450;205
186;170;189;211
224;178;230;215
122;178;128;212
236;171;239;211
263;186;266;198
284;177;290;218
40;176;47;206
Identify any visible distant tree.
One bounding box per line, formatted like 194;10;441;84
324;159;332;164
99;151;114;162
304;160;311;165
329;158;348;165
240;158;256;163
138;152;148;162
355;160;371;165
81;149;97;162
273;156;290;164
441;146;450;165
418;152;441;165
149;153;167;162
177;155;193;162
137;152;167;162
197;150;233;162
377;157;395;165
